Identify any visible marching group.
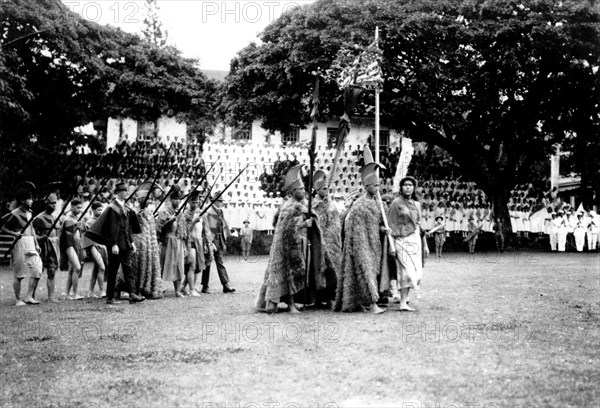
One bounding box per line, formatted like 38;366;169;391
2;141;597;309
2;181;236;306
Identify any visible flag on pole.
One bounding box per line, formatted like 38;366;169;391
326;29;384;189
336;40;384;91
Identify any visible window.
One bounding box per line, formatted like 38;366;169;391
282;127;299;144
372;129;390;147
232;124;252;141
327;127;338;148
138;121;156;142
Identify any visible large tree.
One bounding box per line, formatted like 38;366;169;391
0;0;217;193
223;0;600;236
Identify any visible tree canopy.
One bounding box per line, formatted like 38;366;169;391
223;0;600;223
0;0;217;149
0;0;218;194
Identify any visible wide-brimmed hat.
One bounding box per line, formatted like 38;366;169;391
435;215;444;222
243;220;250;224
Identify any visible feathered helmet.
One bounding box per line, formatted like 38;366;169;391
360;145;385;187
284;164;304;193
313;170;327;192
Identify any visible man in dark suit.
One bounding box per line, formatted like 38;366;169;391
86;182;144;304
202;192;235;294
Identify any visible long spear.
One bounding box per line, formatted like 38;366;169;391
47;163;99;234
76;155;127;223
137;142;174;208
198;167;223;210
1;181;60;262
174;161;219;217
153;171;185;217
1;153;101;261
1;167;93;263
197;164;249;219
304;74;320;308
77;176;111;223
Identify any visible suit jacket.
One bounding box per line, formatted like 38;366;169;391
85;200;141;251
206;206;231;252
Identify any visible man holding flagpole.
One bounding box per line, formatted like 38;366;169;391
255;165;316;313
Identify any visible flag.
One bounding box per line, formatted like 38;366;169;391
326;29;384;189
335;86;363;150
336;40;384;91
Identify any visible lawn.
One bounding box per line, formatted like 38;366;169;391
0;250;598;408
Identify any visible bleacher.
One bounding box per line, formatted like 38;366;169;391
0;234;12;264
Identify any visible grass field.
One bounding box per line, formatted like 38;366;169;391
0;250;598;408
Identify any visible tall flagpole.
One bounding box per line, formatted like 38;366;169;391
374;26;380;164
371;26;394;256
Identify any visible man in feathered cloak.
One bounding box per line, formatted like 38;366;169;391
255;165;319;313
334;162;387;314
312;170;340;306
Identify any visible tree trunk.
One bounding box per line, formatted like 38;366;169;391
489;186;514;249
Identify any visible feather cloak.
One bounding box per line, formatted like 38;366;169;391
313;195;341;300
132;207;162;297
334;195;382;312
255;198;322;308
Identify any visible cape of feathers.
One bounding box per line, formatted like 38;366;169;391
333;195;382;312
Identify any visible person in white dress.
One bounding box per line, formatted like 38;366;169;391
557;214;568;252
509;205;517;236
573;215;586;252
522;205;531;238
586;211;598;251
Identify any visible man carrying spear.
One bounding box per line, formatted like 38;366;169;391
255;164;316;313
203;190;236;294
32;193;61;302
181;190;213;297
156;184;188;298
1;182;42;306
311;170;341;308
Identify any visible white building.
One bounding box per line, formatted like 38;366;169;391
105;116;187;149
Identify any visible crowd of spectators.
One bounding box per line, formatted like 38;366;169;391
2;138;591;246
